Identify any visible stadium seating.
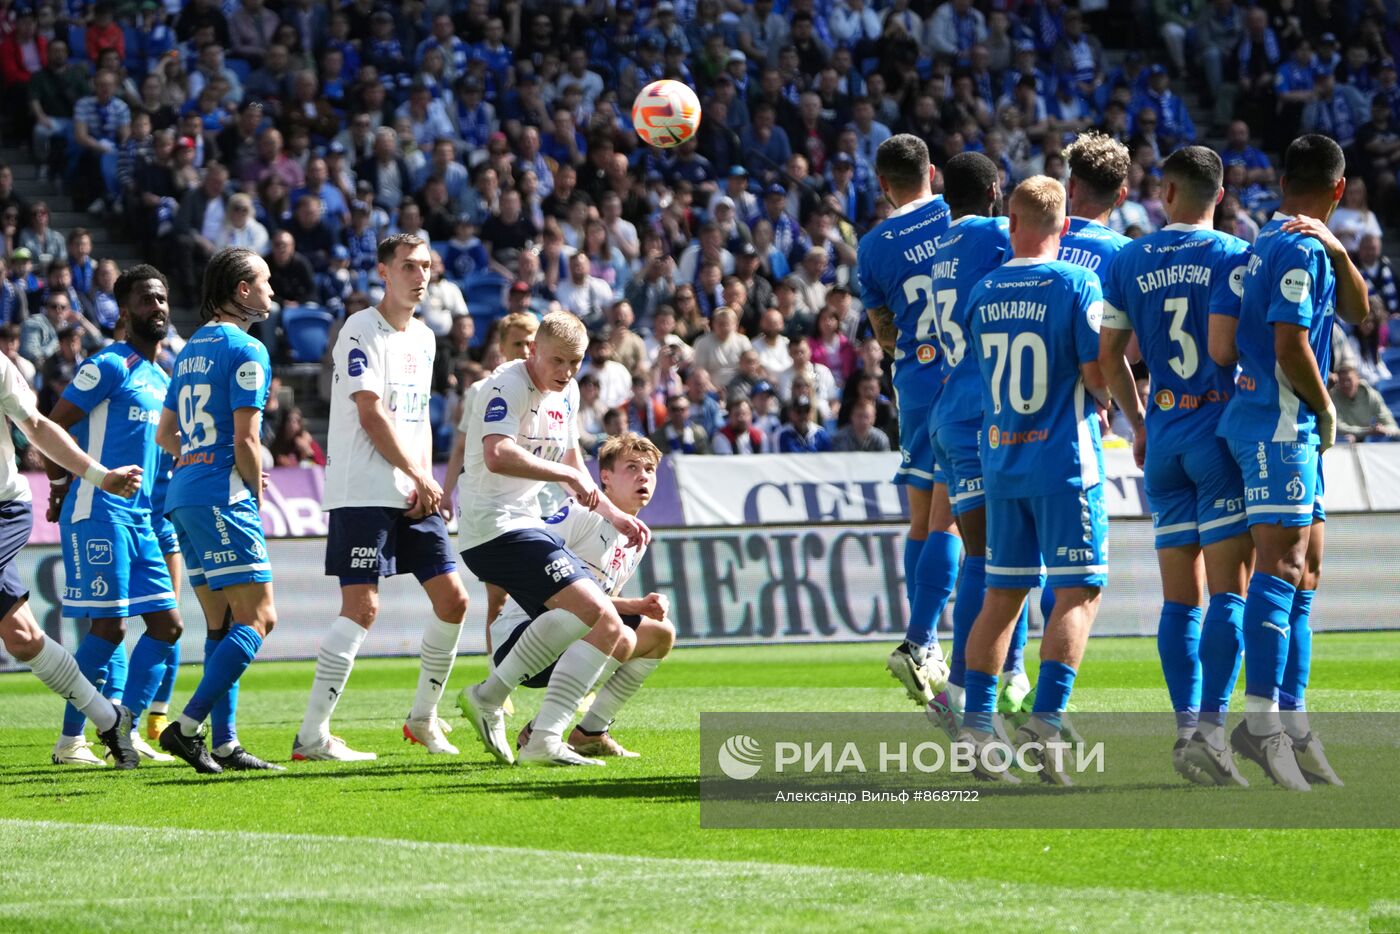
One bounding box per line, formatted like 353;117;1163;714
280;306;336;364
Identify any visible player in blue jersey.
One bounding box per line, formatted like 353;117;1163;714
1097;147;1255;786
857;133;960;706
43;265;183;766
1212;135;1366;790
957;176;1111;785
1060;132;1133;280
155;247;284;774
918;152;1032;738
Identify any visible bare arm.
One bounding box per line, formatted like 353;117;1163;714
1098;327;1145;465
42;399;86;521
866;304;897;355
1208;313;1240;368
1079;359;1112;409
157;407;181;457
232;407;265;505
1275;322;1335;451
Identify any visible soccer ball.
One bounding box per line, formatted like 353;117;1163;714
632;80;702;149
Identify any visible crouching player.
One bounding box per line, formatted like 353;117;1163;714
958;176;1111;786
502;434;673;761
455;311;648;766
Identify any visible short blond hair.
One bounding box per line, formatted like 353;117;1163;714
1009;175;1066;234
499;311;539;339
598;432;661;473
535;310;587;351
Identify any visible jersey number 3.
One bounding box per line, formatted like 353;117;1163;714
1162;297;1200;379
178;385;217;452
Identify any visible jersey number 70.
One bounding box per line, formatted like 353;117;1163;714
980;332;1048;415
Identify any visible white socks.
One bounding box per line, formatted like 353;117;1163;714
479;609;589;707
28;636;117;732
149;701;169;715
578;657;660;734
1280;708;1311;743
298;617;367;744
410;619;461;721
945;683;966;713
532;640;613;740
1244;695;1282;736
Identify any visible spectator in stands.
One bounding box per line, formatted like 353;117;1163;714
1215;190;1259;243
267;230;317;308
808;305;856;388
584;331;633;410
89;259;121;334
38;324;85;412
605;302;647;376
726;350;769;402
1329;178;1383;253
791;249;830;318
27;39;88;183
0;8;45;139
838;369;898;438
172;159;229;299
270;407;327;467
556;251;613;331
68;229;94;296
213;192;270;254
284;193;336;272
0;323;34;386
650;393;709;455
711;396;769;454
73;69;131;211
831;398;891;452
413;251;465;339
779;337;837;422
683;366;724;437
776;396;831;453
1222;119;1275;185
1358;233;1398;318
752;307;793;378
1331;363;1400;442
230;0;280;68
575;373;608;455
19;202;65;268
480;188;536;264
1352;294;1392;385
623;373;667;437
1302;68;1367;151
692;307;751;389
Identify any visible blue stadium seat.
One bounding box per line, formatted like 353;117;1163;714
463;271;508;314
1382;383;1400;412
226;57;252;83
1383;347;1400;373
281;306;336;363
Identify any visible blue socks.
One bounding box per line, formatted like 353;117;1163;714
962;669;999;732
183;625;262;727
120;634;177;722
154;639;180;705
103;642;128;701
1003;603;1029;676
907;531;961;647
62;633;121;736
1157;601;1203;731
948;556;983;687
1199;591;1245;726
1242;573;1295;702
1280;589;1314;711
1032;660;1077;730
903;535;925;640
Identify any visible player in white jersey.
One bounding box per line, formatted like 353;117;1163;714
455;311;648;766
294;234;470;762
443;312;540;632
0;353;145;768
499;434;674;761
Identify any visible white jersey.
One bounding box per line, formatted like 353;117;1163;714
458;358;580;550
492;497;647;638
0;354;37;503
323;307;436;510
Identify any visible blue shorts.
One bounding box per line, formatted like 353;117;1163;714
61;519;177;619
931;416;984;516
0;501;31;619
326;507;456;586
461;528;591;619
1226;439;1324;528
169;500;271;591
153;512;179;556
985;483;1109;590
893;403;946;490
1144;439;1249;549
493;613;642;690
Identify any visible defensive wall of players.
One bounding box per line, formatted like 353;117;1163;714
4;447;1399;672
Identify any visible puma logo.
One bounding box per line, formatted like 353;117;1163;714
429;678;443;689
328;686;341;699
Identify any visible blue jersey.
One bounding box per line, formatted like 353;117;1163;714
150;449;173;516
59;344;170;526
967;258;1105;498
163;322;272;510
1218;215;1336;445
929;214;1013;426
1101;224;1251;456
1058;216;1131;281
856;194;952;408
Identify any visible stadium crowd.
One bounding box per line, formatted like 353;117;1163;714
2;0;1400;467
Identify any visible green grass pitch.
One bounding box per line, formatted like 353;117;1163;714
1;635;1397;932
